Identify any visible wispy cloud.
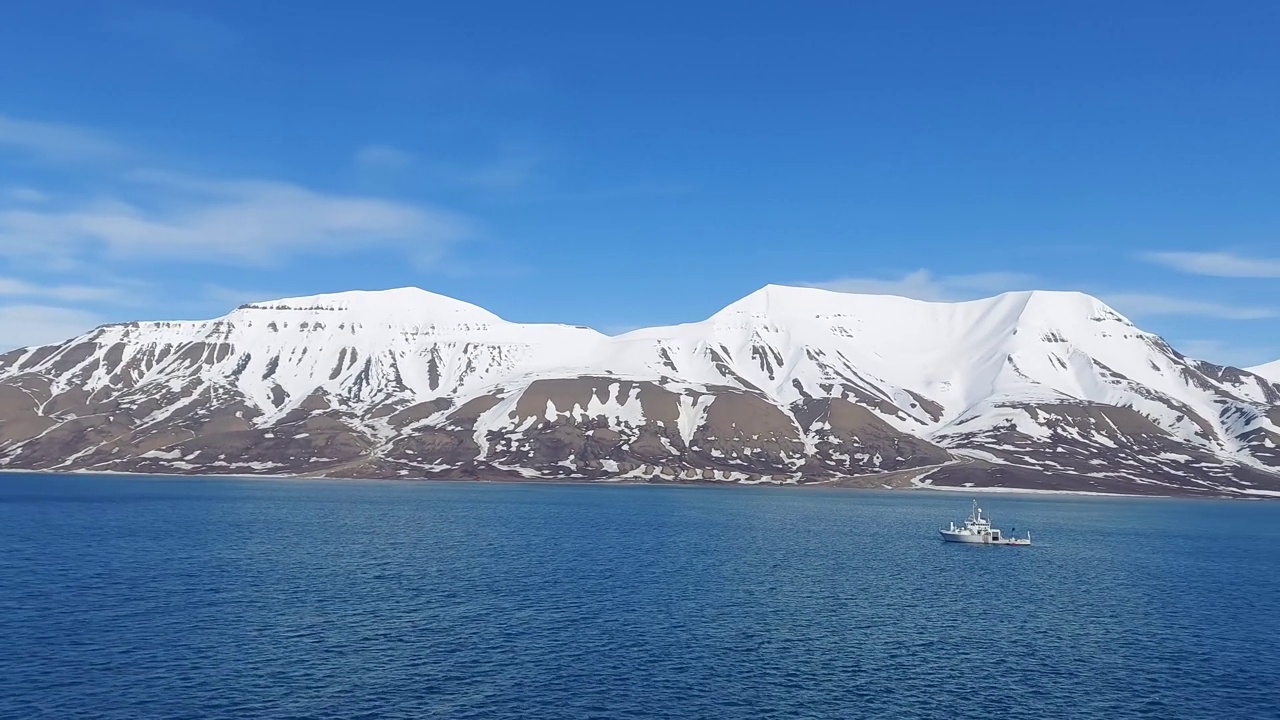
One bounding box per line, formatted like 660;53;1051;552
1174;339;1279;370
0;304;104;350
0;157;471;267
355;141;545;190
1102;293;1277;320
3;187;49;203
355;144;415;171
803;269;1035;301
0;277;132;303
417;144;545;191
110;9;242;61
547;181;702;201
0;111;481;348
0;113;126;164
1142;251;1280;278
455;149;543;190
0;183;467;266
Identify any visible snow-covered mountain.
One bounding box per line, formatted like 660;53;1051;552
1251;359;1280;383
2;285;1278;496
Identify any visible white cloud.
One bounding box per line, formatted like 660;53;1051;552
355;144;415;170
0;304;103;350
0;173;470;266
0;113;126;164
803;269;1035;301
3;187;49;203
0;112;491;345
1102;293;1276;320
0;277;130;303
0;115;473;269
1142;251;1280;278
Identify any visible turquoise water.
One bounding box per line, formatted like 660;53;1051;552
2;475;1278;719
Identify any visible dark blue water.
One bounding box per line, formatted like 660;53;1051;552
2;475;1278;719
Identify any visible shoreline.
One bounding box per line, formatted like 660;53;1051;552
2;466;1272;500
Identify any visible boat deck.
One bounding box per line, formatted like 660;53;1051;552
940;500;1031;545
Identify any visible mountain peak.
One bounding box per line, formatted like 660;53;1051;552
717;284;1127;325
235;287;502;323
1250;359;1280;382
1007;289;1131;326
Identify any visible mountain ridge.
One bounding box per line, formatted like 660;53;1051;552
1250;359;1280;383
2;284;1278;496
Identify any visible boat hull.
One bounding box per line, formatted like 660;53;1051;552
940;501;1031;545
939;530;987;543
939;530;1031;545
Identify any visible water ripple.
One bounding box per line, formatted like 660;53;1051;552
2;476;1278;719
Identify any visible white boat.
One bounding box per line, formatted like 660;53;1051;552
939;500;1031;545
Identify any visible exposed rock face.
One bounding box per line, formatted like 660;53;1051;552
1;285;1278;497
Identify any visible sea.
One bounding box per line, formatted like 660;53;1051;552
1;474;1278;719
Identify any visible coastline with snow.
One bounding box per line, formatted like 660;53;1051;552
4;465;1274;499
1;285;1278;498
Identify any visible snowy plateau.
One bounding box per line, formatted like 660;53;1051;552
2;285;1279;497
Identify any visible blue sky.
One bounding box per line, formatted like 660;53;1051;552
1;1;1277;366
